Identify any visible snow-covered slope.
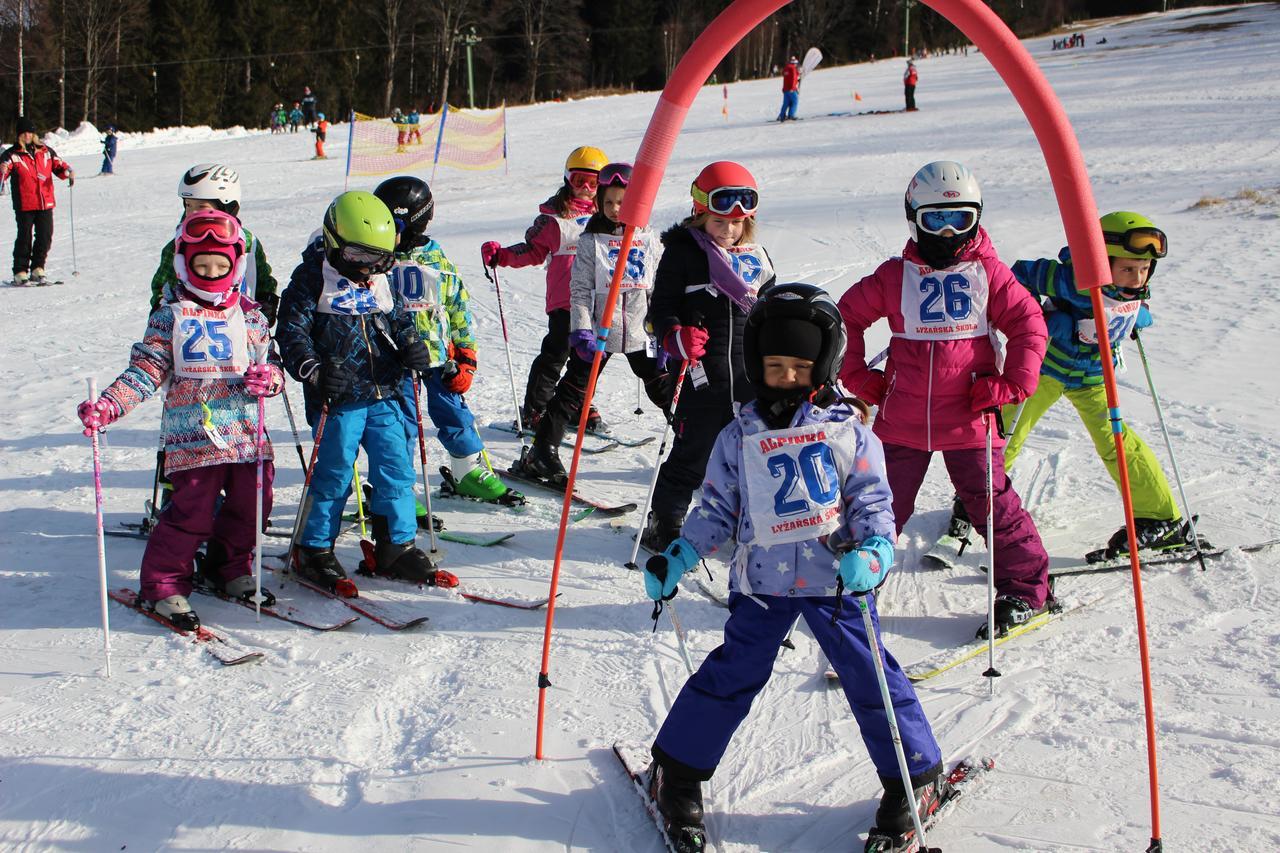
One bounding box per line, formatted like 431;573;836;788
3;4;1279;850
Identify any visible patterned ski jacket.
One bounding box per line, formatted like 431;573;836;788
275;237;418;415
389;234;474;366
837;228;1047;452
568;215;662;354
1012;246;1152;390
150;227;278;311
681;396;896;598
99;297;280;475
491;194;595;314
0;143;71;212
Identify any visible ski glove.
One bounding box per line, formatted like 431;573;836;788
662;325;709;361
257;292;280;328
856;369;889;407
397;340;433;374
836;535;895;594
76;396;120;436
570;329;597;363
445;345;477;394
644;536;700;601
969;375;1020;413
300;358;352;401
243;363;283;398
480;241;502;268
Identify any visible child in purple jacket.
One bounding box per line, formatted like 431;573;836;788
640;282;942;851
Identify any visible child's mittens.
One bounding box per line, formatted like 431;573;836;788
569;329;596;363
662;325;709;361
480;241;502;268
836;535;895;594
643;537;700;601
969;375;1020;412
1132;305;1153;339
243;363;283;398
77;397;120;436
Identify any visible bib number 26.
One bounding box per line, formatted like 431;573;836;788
919;273;972;323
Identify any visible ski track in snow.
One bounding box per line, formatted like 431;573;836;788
4;5;1280;850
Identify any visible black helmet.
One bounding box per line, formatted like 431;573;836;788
373;175;435;239
743;282;847;395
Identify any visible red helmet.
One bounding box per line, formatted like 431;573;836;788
690;161;759;217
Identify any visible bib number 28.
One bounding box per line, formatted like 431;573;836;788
768;444;840;517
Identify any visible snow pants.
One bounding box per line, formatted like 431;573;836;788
13;210;53;275
398;369;484;459
651;383;735;522
535;349;667;451
140;461;274;602
777;90;799;121
301;399;417;548
523;308;571;415
1003;375;1180;522
883;442;1051;608
652;592;942;787
904;84;917;110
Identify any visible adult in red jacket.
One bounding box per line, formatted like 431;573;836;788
0;117;74;284
776;57;801;122
903;60;919;111
837;162;1051;637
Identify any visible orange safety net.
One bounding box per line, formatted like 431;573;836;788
347;107;506;177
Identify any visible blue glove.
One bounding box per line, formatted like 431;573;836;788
1131;305;1153;339
836;535;895;594
643;537;699;601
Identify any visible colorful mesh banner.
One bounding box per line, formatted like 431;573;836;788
346;105;508;179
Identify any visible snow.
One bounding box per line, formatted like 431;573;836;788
3;4;1280;850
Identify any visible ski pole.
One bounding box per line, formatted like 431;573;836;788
634;376;644;416
666;599;695;676
69;180;79;277
781;616;800;652
625;360;689;570
253;377;266;621
1133;331;1207;571
87;377;113;677
145;430;164;533
982;409;1001;694
486;263;526;444
285;402;328;576
280;381;308;470
410;374;441;557
856;592;930;849
352;461;369;540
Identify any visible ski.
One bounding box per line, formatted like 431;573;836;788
613;741;710;853
919;512;974;570
864;756;995;852
192;577;359;631
489;422;619;454
502;464;637;517
437;465;528;509
4;279;66;287
352;564;549;610
114;519;295;540
108;588;264;666
1053;538;1280;577
262;561;429;631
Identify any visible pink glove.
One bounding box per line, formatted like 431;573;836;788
481;241;502;268
969;376;1020;412
244;363;281;397
77;397;119;436
662;325;709;361
855;370;889;407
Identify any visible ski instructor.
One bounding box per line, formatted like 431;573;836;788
776;56;801;122
0;116;74;286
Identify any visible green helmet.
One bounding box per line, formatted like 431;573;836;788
1100;210;1166;281
322;191;396;278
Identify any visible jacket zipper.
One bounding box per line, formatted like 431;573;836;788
925;343;934;451
358;315;382;399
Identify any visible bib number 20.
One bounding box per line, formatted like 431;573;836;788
768;444;840;517
180;319;234;363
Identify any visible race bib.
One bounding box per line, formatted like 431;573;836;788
553;214;592;256
1077;294;1141;346
724;244;773;292
388;259;445;315
316;262;395;316
593;235;657;292
171;301;251;379
898;261;990;341
742;421;857;547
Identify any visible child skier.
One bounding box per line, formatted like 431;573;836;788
76;210;284;630
1001;211;1196;555
641;160;776;551
100;126;117;175
371;175;521;506
312;113;328;159
837;161;1052;637
276;190;454;589
514;162;671;481
640;282;943;851
480;146;608;433
151;164;279;324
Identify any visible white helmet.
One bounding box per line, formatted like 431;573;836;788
904;160;982;240
178;164;241;216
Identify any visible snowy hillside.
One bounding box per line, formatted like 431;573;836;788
3;4;1280;850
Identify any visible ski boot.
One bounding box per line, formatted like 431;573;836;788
646;762;707;853
14;271;29;286
1105;516;1209;556
639;511;684;554
585;405;610;438
440;461;527;507
369;514;458;588
294;546;351;593
946;494;973;553
195;544;276;607
512;441;567;486
30;267;47;286
149;594;201;632
975;594;1060;640
867;774;943;851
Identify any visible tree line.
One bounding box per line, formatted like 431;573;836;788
0;0;1235;137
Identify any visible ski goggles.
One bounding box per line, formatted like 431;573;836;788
692;184;760;216
566;170;599;191
598;163;633;189
179;211;242;245
915;206;980;236
1104;226;1167;258
339;243;395;274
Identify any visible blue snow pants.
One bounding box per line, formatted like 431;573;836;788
398;370;483;458
302;399;417;548
652;592;942;786
777;90;799;121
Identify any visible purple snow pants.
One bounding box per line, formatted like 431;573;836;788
139;461;274;602
883;443;1050;608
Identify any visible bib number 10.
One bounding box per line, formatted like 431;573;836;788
180;318;234;363
919;274;972;323
391;265;433;302
768;444;840;517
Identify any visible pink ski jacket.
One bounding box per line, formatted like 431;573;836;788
493;195;595;314
837;229;1047;451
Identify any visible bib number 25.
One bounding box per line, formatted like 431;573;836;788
768;444;840;517
180;318;233;363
